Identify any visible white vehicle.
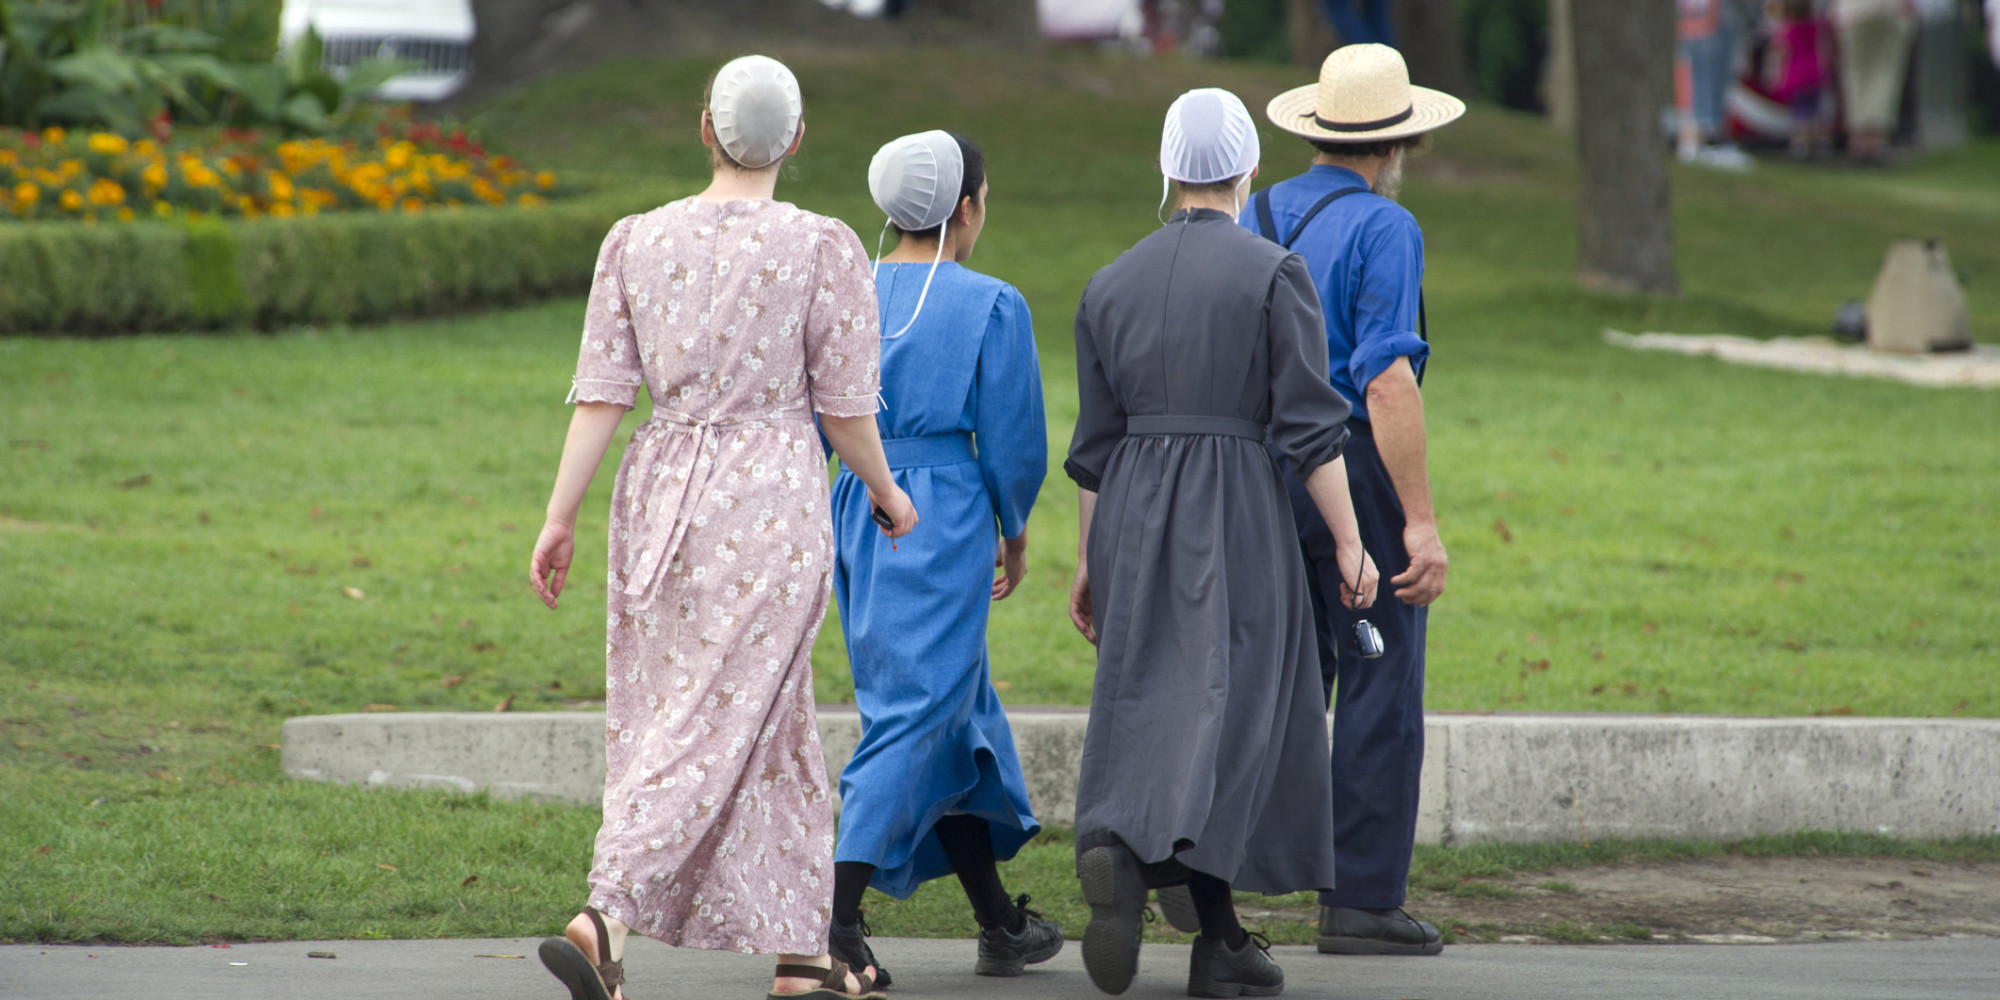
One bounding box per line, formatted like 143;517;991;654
279;0;476;102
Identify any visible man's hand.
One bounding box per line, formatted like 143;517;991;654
1391;521;1448;605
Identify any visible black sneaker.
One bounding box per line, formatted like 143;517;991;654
1079;844;1149;994
975;894;1065;976
1188;931;1284;998
830;914;891;989
1315;905;1442;956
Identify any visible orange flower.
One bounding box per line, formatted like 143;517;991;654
534;171;556;190
59;189;83;211
87;178;125;206
13;183;37;205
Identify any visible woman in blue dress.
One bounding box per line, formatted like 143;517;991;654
825;131;1063;985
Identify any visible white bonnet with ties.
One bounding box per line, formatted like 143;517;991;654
869;130;965;232
1161;87;1259;184
708;55;803;169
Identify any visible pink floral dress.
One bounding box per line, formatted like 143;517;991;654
567;198;880;954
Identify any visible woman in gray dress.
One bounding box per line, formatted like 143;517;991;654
1064;88;1378;998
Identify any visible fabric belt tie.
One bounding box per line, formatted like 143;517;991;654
1125;415;1267;441
623;408;812;610
878;431;977;468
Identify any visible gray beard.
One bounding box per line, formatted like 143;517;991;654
1371;152;1405;200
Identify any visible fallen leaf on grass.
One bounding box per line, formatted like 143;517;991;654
1782;640;1806;652
460;495;482;508
116;474;152;489
288;604;302;615
207;894;225;902
34;846;50;855
1950;699;1968;716
342;587;366;600
1491;517;1513;544
351;556;373;569
441;675;466;688
377;863;398;872
309;505;323;520
993;680;1013;691
257;743;281;750
197;511;211;524
461;875;479;887
1813;706;1855;717
1547;448;1570;465
1642;622;1658;635
470;641;496;653
147;770;175;781
363;704;399;712
494;695;515;713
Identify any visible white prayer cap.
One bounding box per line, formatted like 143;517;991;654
1160;88;1259;184
869;131;965;232
708;55;803;169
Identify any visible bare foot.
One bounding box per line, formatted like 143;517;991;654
564;911;629;1000
773;953;877;996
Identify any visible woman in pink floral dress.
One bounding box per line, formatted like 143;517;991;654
528;56;916;1000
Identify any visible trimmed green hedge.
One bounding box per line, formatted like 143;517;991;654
0;177;687;333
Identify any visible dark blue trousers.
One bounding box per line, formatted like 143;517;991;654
1276;421;1427;910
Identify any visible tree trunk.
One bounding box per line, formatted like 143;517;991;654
1393;0;1472;97
1543;0;1577;136
1570;0;1678;295
1289;0;1339;68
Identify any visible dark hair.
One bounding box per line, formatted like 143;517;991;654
1308;133;1431;160
893;132;985;240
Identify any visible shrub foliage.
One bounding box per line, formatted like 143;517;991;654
0;179;683;333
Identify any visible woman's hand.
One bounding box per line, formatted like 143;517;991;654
1068;564;1097;644
1335;542;1379;612
530;519;576;610
867;483;918;539
993;533;1027;601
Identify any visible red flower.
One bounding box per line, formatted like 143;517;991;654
150;111;173;144
21;132;40;149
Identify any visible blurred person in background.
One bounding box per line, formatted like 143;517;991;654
1832;0;1918;161
528;54;911;1000
1678;0;1759;170
824;129;1062;987
1766;0;1832;157
1320;0;1397;47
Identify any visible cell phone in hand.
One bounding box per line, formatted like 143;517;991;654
871;506;894;531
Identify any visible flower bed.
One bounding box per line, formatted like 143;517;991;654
1;118;564;223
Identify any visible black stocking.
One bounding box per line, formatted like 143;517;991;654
1188;870;1247;947
934;814;1023;932
833;860;875;926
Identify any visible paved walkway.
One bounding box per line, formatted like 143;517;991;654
5;935;1998;999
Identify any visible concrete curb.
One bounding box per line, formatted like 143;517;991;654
282;709;2000;846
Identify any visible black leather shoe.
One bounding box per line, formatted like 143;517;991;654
1188;931;1284;998
1079;844;1149;994
830;914;891;989
975;894;1065;976
1315;906;1443;956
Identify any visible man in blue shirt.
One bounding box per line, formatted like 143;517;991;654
1251;43;1463;956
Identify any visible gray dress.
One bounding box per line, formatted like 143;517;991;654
1064;208;1352;894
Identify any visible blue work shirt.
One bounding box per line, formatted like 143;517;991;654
1241;164;1428;422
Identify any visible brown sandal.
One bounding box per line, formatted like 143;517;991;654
539;908;625;1000
768;958;882;1000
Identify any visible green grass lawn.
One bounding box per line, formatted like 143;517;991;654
3;46;1998;943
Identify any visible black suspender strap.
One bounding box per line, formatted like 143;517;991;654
1253;183;1431;387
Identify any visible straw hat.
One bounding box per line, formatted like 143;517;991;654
1266;44;1465;143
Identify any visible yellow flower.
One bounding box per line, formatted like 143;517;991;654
58;159;84;178
269;173;296;201
384;142;414;170
142;160;168;191
13;183;37;205
87;178;125;206
153;200;173;217
271;201;296;218
116;206;134;222
42;127;66;144
0;151;17;166
87;133;129;155
59;189;83;211
133;139;157;157
517;192;547;208
400;197;424;214
535;171;557;190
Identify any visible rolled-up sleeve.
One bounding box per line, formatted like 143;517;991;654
803;218;882;418
1269;254;1352;479
975;287;1048;539
569;216;644;408
1063;280;1124;493
1347;215;1429;396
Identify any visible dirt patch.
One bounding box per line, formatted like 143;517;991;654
1237;857;2000;944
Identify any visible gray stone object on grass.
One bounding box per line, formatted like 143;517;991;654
282;710;2000;846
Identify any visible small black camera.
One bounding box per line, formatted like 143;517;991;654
1353;619;1385;659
